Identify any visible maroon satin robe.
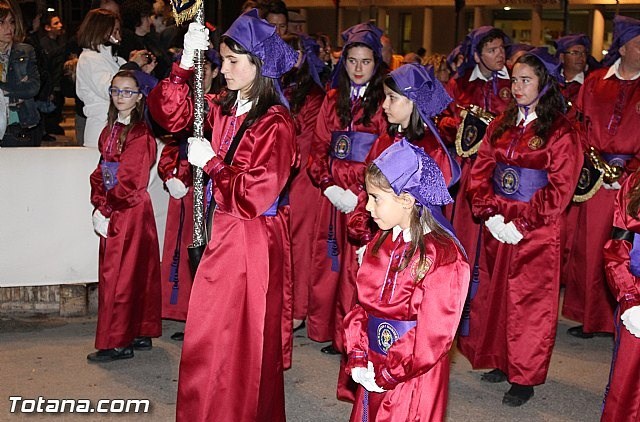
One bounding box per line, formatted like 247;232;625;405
563;68;640;333
157;137;194;321
89;121;162;350
344;230;469;421
601;172;640;422
458;114;582;385
148;64;296;422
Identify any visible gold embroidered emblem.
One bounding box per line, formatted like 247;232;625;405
528;136;543;150
499;87;511;99
411;257;432;281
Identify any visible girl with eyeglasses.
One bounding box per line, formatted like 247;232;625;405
87;69;162;363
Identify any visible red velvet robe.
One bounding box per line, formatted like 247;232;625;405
157;136;194;321
289;85;325;321
458;114;582;385
563;68;640;333
601;172;640;422
89;121;162;350
439;70;512;278
148;64;296;422
306;88;387;345
344;230;469;421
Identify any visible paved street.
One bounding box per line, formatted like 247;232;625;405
0;312;611;421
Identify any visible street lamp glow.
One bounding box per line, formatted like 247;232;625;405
504;6;512;11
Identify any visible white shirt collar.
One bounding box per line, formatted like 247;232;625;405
517;109;538;127
350;83;369;99
116;114;131;125
390;224;431;243
562;70;585;84
235;97;253;116
469;64;510;82
604;58;640;81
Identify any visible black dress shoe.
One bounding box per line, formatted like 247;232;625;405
481;369;508;383
567;325;594;339
502;383;534;407
170;332;184;341
87;346;134;362
320;345;340;355
132;337;152;350
293;320;306;333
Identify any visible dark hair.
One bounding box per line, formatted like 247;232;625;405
40;10;59;29
365;163;456;280
383;76;425;141
264;0;288;21
336;42;385;128
19;2;39;33
281;33;313;115
490;53;564;145
121;0;152;30
77;8;118;51
107;70;146;152
216;36;283;128
476;28;507;54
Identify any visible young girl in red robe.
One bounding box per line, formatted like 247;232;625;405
344;140;469;421
88;69;162;362
601;170;640;422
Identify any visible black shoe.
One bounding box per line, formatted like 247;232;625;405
41;134;56;142
132;337;152;350
567;325;594;339
481;369;508;383
320;344;340;355
502;384;534;407
87;346;134;362
293;320;306;333
170;332;184;341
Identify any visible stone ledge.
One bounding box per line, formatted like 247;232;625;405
0;284;98;317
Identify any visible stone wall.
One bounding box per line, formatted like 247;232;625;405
0;284;98;317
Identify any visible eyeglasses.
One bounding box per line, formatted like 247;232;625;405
108;87;140;98
565;51;587;57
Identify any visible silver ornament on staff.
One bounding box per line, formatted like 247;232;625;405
169;0;207;271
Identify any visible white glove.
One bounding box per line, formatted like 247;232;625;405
485;214;506;243
324;185;345;209
603;181;622;190
166;177;188;199
499;221;524;245
187;137;216;168
356;245;367;266
360;361;386;393
180;22;210;69
621;305;640;338
92;210;109;238
351;366;368;386
339;189;358;214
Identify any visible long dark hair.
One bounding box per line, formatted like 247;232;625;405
336;42;385;128
490;54;564;145
216;36;284;128
365;163;456;281
107;70;145;153
383;76;425;141
281;33;313;115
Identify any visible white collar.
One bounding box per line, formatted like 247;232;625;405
604;58;640;81
235;97;253;116
350;83;368;99
469;64;510;82
116;114;131;125
563;70;585;84
517;109;538;127
390;223;432;243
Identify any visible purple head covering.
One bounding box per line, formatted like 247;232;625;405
299;33;326;89
446;43;463;72
223;8;298;79
524;47;563;84
554;34;591;57
457;26;510;77
604;15;640;66
331;22;384;88
509;43;534;58
133;70;158;97
205;48;221;68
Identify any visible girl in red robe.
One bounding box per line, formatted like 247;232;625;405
88;69;162;362
601;171;640;422
458;48;582;406
344;140;469;421
147;10;298;422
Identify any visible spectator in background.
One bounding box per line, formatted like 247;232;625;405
264;0;288;38
39;10;66;137
402;51;421;65
90;0;120;15
424;53;452;84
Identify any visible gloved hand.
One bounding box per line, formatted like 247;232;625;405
485;214;506;243
324;185;345;209
360;361;386;393
92;210;109;238
355;245;367;266
350;366;368;386
180;22;210;69
188;136;216;168
339;189;358;214
499;221;524;245
622;305;640;338
603;181;622;190
166;177;188;199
